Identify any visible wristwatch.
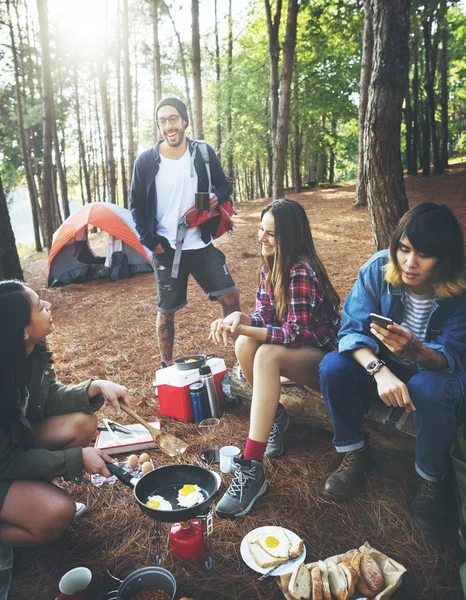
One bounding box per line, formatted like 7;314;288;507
365;359;386;377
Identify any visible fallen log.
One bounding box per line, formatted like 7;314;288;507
230;365;416;456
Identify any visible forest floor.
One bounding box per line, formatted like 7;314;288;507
12;162;466;600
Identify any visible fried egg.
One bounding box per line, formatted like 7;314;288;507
145;495;173;511
257;528;291;558
177;484;205;508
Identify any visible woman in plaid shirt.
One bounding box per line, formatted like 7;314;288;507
210;199;340;519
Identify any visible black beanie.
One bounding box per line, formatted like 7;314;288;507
156;97;189;127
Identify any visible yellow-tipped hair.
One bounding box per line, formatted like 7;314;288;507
384;259;466;299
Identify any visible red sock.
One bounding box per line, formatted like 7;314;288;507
244;438;267;461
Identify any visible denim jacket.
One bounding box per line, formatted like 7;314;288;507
338;250;466;379
130;138;231;252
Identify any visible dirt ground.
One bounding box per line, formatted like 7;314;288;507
11;163;466;600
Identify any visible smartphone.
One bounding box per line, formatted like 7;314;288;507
370;313;394;329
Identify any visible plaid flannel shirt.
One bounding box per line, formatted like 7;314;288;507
248;260;340;350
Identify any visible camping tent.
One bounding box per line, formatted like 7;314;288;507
47;202;153;287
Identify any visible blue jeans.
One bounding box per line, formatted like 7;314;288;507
319;351;464;482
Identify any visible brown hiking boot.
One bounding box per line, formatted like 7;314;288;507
324;445;376;500
410;479;447;535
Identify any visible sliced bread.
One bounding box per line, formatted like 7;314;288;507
318;560;332;600
288;563;311;600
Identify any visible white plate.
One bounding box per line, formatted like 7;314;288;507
240;526;306;575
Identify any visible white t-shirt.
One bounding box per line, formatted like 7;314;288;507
155;147;208;251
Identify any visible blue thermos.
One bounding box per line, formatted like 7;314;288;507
189;382;209;422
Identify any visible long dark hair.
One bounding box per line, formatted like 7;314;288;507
260;199;340;319
385;202;466;297
0;280;32;424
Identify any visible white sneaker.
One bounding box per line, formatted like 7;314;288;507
74;502;88;520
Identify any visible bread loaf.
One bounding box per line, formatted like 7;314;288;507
311;566;323;600
318;560;332;600
327;560;348;600
339;564;357;598
360;553;385;595
288;563;311;600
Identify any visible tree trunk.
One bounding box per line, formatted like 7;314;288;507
271;0;299;199
53;110;69;219
74;65;92;204
412;46;419;175
264;0;282;148
354;0;373;207
117;1;128;209
7;0;42;252
93;75;106;201
214;0;222;156
191;0;203;139
0;176;23;281
364;0;410;251
123;0;135;184
98;61;117;203
152;0;163;143
256;157;265;198
423;12;442;175
329;114;337;185
226;0;233;178
405;63;414;175
421;101;431;176
163;1;194;128
439;0;449;170
36;0;55;248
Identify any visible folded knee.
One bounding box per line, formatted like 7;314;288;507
33;500;75;544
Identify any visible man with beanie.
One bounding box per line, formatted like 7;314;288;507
130;96;240;366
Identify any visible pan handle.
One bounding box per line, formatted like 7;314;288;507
105;462;137;488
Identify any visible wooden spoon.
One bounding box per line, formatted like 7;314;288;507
119;403;189;457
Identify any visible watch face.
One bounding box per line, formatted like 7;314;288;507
366;361;378;371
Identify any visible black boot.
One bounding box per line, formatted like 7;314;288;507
410;479;447;535
324;445;376;500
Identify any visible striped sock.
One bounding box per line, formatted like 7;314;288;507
244;438;267;461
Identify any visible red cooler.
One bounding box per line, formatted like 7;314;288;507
155;358;227;421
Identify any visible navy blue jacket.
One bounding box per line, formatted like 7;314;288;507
130;138;231;252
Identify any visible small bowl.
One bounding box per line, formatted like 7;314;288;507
174;354;207;371
117;566;176;599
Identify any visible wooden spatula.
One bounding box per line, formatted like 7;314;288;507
119;403;189;457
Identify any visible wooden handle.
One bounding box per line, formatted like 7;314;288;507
119;403;162;438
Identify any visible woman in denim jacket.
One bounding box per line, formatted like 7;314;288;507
319;203;466;535
0;280;129;546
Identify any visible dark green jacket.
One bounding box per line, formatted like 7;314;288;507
0;346;104;485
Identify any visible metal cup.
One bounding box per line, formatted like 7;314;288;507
195;192;210;211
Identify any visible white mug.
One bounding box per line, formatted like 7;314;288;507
56;567;92;599
219;445;241;474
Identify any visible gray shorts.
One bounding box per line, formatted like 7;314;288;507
152;244;238;313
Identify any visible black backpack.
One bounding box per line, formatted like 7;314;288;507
110;251;130;281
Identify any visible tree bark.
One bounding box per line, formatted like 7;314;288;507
264;0;282;148
98;61;117;203
53;109;69;219
412;45;419;175
354;0;373;207
117;1;128;209
163;1;194;128
364;0;410;251
191;0;203;139
271;0;299;199
152;0;163;143
74;65;92;204
0;175;23;281
214;0;222;156
293;79;302;193
226;0;233;178
423;10;442;175
123;0;135;184
405;68;414;175
421;101;430;177
439;0;449;170
7;0;42;252
36;0;56;248
329;114;337;185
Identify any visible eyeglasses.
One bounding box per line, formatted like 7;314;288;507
157;114;181;128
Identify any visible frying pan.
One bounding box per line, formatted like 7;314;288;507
174;354;207;371
106;463;221;522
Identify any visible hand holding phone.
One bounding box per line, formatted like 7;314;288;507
370;313;394;329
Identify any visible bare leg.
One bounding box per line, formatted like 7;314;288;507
31;412;97;450
235;334;262;386
0;480;75;546
217;291;241;317
156;312;175;365
248;344;326;443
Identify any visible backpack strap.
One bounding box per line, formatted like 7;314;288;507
171;216;189;279
193;140;212;192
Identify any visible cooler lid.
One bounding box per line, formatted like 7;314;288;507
155;357;226;387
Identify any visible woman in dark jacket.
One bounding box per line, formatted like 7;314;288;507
0;280;129;546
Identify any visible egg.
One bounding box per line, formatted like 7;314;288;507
141;461;154;474
257;529;291;558
177;484;205;508
139;452;151;464
146;495;173;511
127;454;139;469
